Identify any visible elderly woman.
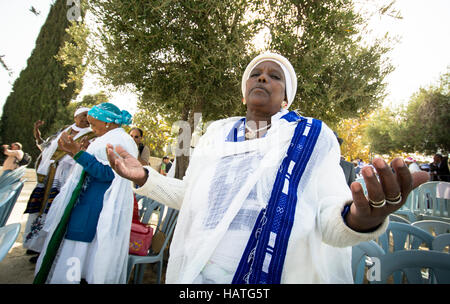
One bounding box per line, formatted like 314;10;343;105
107;53;429;284
34;103;137;284
23;107;94;259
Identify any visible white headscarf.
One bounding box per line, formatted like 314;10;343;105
74;107;90;117
241;52;298;109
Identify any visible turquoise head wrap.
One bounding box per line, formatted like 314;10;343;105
88;102;132;126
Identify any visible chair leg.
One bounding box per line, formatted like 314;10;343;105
126;261;135;283
156;260;162;284
137;264;146;284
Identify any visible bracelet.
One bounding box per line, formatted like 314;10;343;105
341;203;352;225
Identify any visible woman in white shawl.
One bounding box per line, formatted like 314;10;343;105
34;103;137;284
23;108;94;256
107;53;429;284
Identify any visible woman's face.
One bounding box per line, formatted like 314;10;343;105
245;61;286;116
87;116;108;136
74;111;90;128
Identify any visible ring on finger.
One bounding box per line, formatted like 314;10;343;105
386;193;402;205
368;198;386;208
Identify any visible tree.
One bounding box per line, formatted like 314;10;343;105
363;70;450;156
398;71;450;155
336;115;371;162
86;0;259;177
0;0;87;161
364;107;401;156
47;92;109;136
264;0;394;128
84;0;396;177
129;108;174;158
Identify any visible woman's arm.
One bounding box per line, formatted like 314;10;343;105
74;151;115;182
106;144;186;210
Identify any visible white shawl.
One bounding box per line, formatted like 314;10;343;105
36;127;138;283
37;124;92;177
135;113;389;284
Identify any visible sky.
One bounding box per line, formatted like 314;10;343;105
0;0;449;116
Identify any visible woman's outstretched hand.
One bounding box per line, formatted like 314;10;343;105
346;157;430;232
106;144;148;186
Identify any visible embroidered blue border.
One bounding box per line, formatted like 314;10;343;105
232;111;322;284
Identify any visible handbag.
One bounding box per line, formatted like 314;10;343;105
129;222;154;256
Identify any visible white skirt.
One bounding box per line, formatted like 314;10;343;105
46;235;99;284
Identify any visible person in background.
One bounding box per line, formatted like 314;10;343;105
129;127;150;166
22;108;94;263
405;156;421;174
160;156;172;176
33;103;137;284
1;142;24;175
430;154;450;182
334;132;356;187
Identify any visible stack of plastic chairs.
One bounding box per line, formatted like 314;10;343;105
411;220;450;236
372;250;450;284
414;181;449;222
0;223;21;262
352;240;385;284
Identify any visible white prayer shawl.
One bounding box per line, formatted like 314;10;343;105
135;113;389;284
37;124;92;186
35;127;138;284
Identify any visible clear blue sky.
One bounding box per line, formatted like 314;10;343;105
1;0;449;115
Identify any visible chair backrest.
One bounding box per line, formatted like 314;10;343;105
150;208;178;256
378;222;435;253
0;190;18;228
389;214;411;224
412;220;450;236
352;240;385;284
138;197;165;231
0;223;21;262
416;182;449;218
373;250;450;284
432;233;450;252
0;167;25;188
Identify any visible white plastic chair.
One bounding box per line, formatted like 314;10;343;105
432;233;450;252
352;240;385;284
411;220;450;236
0;223;21;262
372;250;450;284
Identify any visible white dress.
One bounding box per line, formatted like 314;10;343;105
135;111;389;283
35;128;138;284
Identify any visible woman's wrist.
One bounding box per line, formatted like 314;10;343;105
135;168;149;187
344;206;385;233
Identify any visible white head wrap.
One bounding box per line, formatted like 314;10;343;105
74;107;90;117
242;52;297;109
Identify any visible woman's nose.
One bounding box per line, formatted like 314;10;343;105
257;74;267;83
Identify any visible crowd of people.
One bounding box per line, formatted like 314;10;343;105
1;52;445;284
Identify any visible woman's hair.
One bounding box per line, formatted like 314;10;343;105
130;127;144;137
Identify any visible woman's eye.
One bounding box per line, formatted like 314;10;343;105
271;74;281;80
250;72;260;77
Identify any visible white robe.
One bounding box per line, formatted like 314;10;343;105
35;127;138;284
23;125;92;251
135;112;389;284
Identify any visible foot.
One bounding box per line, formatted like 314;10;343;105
26;249;39;255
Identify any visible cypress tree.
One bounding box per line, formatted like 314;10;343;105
0;0;82;162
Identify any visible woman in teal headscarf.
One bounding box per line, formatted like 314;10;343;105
34;103;138;284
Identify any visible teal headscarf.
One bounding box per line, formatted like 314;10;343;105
88;102;132;126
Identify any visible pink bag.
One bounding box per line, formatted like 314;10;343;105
129;222;153;256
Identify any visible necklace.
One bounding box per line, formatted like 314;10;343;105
245;122;271;139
